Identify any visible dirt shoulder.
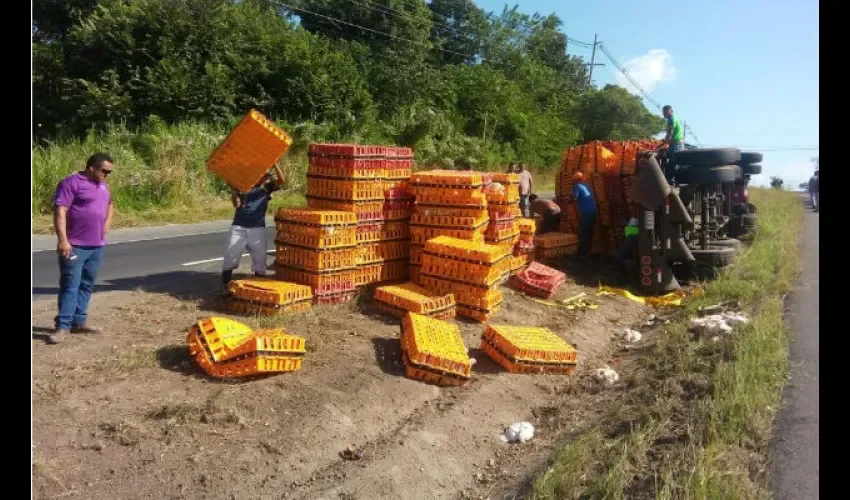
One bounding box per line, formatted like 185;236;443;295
32;265;650;500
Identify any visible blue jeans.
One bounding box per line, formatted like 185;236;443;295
577;212;597;256
56;246;104;330
519;195;530;217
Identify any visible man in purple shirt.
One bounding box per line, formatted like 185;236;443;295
48;153;115;345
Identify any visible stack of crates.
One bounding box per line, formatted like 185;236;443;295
374;282;456;320
226;278;313;316
512;218;537;273
274;208;359;305
479;324;577;375
400;312;472;386
533;232;579;261
306;144;412;288
408;171;489;284
484;173;522;257
418;236;509;323
187;317;306;379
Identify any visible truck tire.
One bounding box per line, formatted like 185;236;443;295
737;152;763;165
691;246;737;267
742;214;757;230
677;165;742;185
712;237;742;249
726;216;744;238
674;148;741;167
742;164;762;175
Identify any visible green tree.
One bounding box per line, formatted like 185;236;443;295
575;85;666;142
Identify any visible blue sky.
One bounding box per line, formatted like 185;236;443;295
476;0;819;188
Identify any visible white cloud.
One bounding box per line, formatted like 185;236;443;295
615;49;678;94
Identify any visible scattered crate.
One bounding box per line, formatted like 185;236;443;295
226;279;313;316
374;282;456;320
424;236;510;265
187;317;305;379
275;266;356;292
206;110;293;193
400;312;471;386
480;324;577;374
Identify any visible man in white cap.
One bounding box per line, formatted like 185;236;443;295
615;217;640;274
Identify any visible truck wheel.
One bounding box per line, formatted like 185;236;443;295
737;152;763;165
742;214;757;230
677;165;742;185
691;246;737;267
674;148;741;167
712;237;742;249
742;164;762;175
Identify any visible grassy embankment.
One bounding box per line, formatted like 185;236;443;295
32;122;555;234
533;188;804;500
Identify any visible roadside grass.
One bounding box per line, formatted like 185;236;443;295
532;188;803;500
32;120;559;232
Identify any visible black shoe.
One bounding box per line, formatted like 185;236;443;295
222;270;233;285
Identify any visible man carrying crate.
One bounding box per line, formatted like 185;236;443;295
221;165;285;285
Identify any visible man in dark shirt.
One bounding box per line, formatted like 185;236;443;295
221;166;284;285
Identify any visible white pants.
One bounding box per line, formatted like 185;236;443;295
223;225;268;274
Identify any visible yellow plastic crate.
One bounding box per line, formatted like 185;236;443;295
489;172;520;185
518;218;537;235
414;205;488;219
274;225;357;250
355;263;382;287
374;282;455;315
533;232;579;249
275;208;357;227
456;303;501;323
423;236;510;264
226;279;313;315
206;110;293;193
274;266;356;290
358;240;410;265
187;319;306;379
485;191;519;204
401;312;471;382
410;213;489;229
483;325;577;364
420;253;509;287
410;170;485;188
410;225;486;245
306;177;385;201
275;245;357;272
487;205;522;219
409;190;487;208
417;275;503;311
381;259;409;281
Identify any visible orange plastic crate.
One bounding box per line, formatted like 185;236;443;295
455;303;501;323
383;200;414;221
358;240;411;265
307;163;386;180
275;208;357;226
410;213;489;229
409;190;487;208
414;205;488;219
401;312;471;384
274;266;355;289
275;245;357;272
417;275;503;311
420;253;509;287
308;143;385;157
423;236;511;264
355;263;382;287
409;244;424;265
533;232;579;249
206;110;293;193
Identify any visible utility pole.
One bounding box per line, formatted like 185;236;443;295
586;34;604;86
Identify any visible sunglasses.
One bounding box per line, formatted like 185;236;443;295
100;168;113;176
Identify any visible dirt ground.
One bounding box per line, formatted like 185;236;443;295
32;264;651;500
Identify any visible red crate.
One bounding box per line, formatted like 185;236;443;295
384;146;414;159
308;143;385;158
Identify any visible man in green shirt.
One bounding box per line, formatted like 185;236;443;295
662;105;685;154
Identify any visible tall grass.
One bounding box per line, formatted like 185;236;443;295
32;119;561;231
532;188;804;500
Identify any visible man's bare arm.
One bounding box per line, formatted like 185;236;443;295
54;205;72;258
104;201;115;233
231;190;241;209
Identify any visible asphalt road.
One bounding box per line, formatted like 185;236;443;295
769;202;819;498
32;226;277;301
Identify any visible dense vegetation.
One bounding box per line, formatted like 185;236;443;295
33;0;665;221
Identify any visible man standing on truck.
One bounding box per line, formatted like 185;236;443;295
808;170;819;212
221;166;285;286
528;194;561;234
662;105;685;155
49;152;115;345
572;172;598;259
518;163;533;217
